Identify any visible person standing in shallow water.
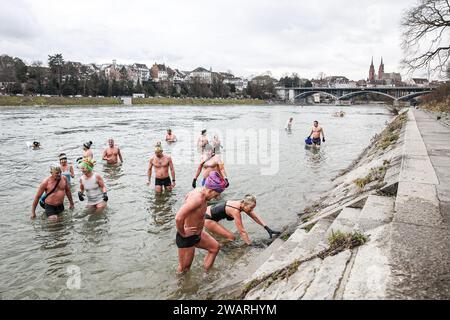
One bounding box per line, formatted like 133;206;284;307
175;171;227;274
102;139;123;165
197;129;208;153
308;121;325;148
81;141;94;160
59;153;75;185
165;129;177;142
78;158;108;213
192;144;229;189
31;164;74;222
147;143;176;193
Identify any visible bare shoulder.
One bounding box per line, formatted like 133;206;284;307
185;190;204;206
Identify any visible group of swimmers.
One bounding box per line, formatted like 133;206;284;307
30;129;281;274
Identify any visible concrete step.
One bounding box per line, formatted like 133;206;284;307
355;195;394;232
250;219;334;281
324;207;362;239
301;250;352;300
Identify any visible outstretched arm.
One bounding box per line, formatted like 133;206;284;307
234;214;251;245
248;210;267;228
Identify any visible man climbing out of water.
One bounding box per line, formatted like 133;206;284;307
308;120;325;147
165;129;177;142
197;129;208;153
147;143;176;193
102;138;123;165
31;164;74;221
78;158;108;213
175;171;227;273
192;144;229;189
204;194;281;245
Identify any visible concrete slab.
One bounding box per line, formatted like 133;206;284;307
277;258;322;300
325;207;361;238
399;155;439;185
387;222;450;299
355;195;394;232
394;181;442;227
343;225;391;299
302;250;352;300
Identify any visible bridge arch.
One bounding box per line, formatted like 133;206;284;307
397;91;432;101
294;91;339;101
338;90;397;101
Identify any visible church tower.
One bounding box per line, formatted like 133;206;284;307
369;57;375;82
378;57;384;80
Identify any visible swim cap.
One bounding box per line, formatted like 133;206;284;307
204;171;227;193
155;145;163;153
59;153;67;160
201;129;207;135
33;141;40;146
50;163;61;173
83;141;93;149
79;157;95;171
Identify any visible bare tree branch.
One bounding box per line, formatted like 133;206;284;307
401;0;450;77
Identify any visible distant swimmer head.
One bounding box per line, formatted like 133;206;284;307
108;138;114;146
313;121;319;126
79;157;95;172
33;141;40;148
204;171;227;194
242;194;257;213
83;141;93;149
201;129;207;136
167;129;172;134
59;153;68;162
49;163;62;174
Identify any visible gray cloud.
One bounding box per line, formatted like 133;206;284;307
1;0;419;79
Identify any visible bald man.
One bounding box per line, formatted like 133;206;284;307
102;138;123;165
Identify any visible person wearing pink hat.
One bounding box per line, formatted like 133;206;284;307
175;171;227;273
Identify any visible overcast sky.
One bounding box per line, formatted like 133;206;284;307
0;0;422;80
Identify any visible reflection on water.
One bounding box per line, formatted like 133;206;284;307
0;104;391;299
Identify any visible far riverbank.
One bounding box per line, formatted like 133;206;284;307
0;95;266;107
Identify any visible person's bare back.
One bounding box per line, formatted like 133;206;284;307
177;189;207;236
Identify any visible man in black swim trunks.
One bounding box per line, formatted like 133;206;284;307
147;143;176;193
31;164;74;222
308;120;325;148
175;171;227;274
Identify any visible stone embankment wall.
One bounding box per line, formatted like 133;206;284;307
212;109;449;300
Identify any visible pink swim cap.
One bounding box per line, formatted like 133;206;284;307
204;171;227;193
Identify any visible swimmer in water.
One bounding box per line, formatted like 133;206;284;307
204;194;281;245
59;153;75;185
77;158;108;213
197;129;208;153
147;143;176;193
102;138;123;165
31;164;74;222
175;171;227;273
165;129;177;142
192;144;229;189
212;135;223;154
308;121;325;148
32;141;41;149
285;117;294;131
82;141;93;159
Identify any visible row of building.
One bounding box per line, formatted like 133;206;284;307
72;60;249;91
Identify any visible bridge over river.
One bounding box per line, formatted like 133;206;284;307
276;86;435;103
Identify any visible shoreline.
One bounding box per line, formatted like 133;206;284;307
0;95;266;107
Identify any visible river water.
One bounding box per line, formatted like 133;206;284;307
0;104;391;299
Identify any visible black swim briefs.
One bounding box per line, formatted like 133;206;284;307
45;203;64;217
176;232;201;248
312;137;321;145
155;176;172;186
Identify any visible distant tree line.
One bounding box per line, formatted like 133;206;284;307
0;53;291;99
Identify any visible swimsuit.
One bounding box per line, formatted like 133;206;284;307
81;173;104;205
45;203;64;217
205;201;241;222
61;167;72;184
176;232;201;248
312;137;321;145
155;176;172;186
